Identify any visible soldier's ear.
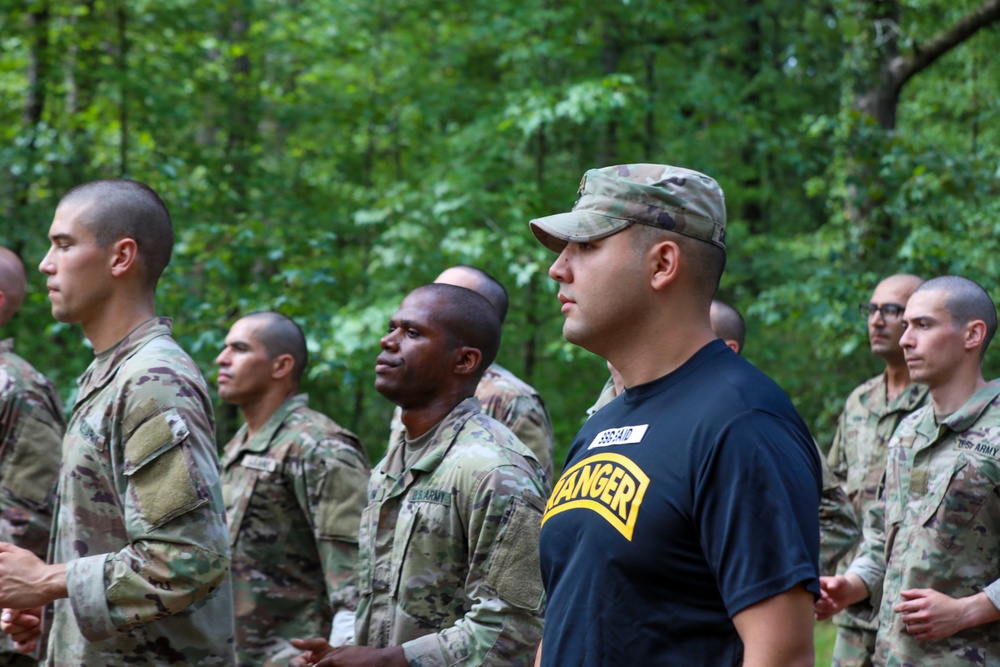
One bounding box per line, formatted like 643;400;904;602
271;353;296;381
649;239;681;291
964;320;987;353
452;346;482;377
109;237;139;278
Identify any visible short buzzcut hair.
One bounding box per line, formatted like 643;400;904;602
59;179;173;289
917;276;998;357
452;265;510;323
412;283;501;382
241;311;309;385
0;247;26;327
631;224;726;301
710;299;746;353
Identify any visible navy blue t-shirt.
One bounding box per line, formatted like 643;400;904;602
539;340;821;666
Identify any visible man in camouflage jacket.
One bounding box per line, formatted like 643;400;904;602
825;274;928;667
817;276;1000;667
388;266;554;485
292;284;546;667
0;247;64;666
217;312;369;666
0;180;234;666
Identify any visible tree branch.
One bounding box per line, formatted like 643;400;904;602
890;0;1000;93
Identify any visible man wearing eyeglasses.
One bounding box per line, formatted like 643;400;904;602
826;273;928;667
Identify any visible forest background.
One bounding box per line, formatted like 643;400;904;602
3;0;1000;469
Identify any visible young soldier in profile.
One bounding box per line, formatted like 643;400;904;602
531;164;821;666
217;311;369;665
0;179;234;665
292;284;546;667
817;276;1000;667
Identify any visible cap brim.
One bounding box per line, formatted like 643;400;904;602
529;211;632;253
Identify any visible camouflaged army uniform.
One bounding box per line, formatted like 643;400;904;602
389;363;555;486
47;318;234;666
222;394;369;666
0;339;64;666
826;373;928;664
358;398;546;666
818;452;859;577
848;381;1000;667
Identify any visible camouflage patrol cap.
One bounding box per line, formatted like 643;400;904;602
529;164;727;252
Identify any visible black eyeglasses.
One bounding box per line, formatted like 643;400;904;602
859;303;905;321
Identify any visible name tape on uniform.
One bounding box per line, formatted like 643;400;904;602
242;454;278;473
588;424;648;450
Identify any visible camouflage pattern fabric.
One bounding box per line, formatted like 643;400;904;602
831;625;877;667
818;453;859;577
389;363;555;488
222;394;369;666
826;373;928;643
530;163;727;252
46;318;235;666
357;398;546;666
848;381;1000;667
585;376;617;417
0;339;64;665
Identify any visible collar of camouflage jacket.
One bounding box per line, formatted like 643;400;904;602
74;317;173;409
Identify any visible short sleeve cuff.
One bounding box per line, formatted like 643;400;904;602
402;633;447;667
846;557;882;620
983;580;1000;611
66;553;118;641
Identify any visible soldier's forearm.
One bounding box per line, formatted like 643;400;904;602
959;591;1000;632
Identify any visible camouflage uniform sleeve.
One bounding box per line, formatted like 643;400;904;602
826;407;849;485
845;493;886;622
507;396;555;487
0;389;64;559
64;380;230;642
401;465;546;666
817;454;859;576
299;438;370;614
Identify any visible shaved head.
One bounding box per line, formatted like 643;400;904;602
0;246;26;327
710;300;745;354
876;273;923;299
412;283;501;382
239;311;309;385
58;179;173;290
435;265;510;324
916;276;997;357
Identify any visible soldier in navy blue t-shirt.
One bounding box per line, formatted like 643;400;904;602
529;163;821;666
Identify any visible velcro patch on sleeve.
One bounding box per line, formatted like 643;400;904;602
485;498;545;611
122;397;162;437
131;446;202;528
123;409;189;473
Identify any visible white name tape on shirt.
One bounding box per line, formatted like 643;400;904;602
242;454;278;473
588;424;648;450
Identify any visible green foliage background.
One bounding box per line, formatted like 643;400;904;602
2;0;1000;467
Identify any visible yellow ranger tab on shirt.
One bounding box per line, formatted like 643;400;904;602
542;452;650;541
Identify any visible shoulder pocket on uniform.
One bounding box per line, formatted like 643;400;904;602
123;406;207;529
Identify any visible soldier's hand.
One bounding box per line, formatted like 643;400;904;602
895;588;1000;641
815;574;868;620
312;645;406;667
1;606;43;653
0;542;67;609
291;637;335;666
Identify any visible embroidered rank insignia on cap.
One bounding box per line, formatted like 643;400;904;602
242;454;278;473
588;424;648;449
